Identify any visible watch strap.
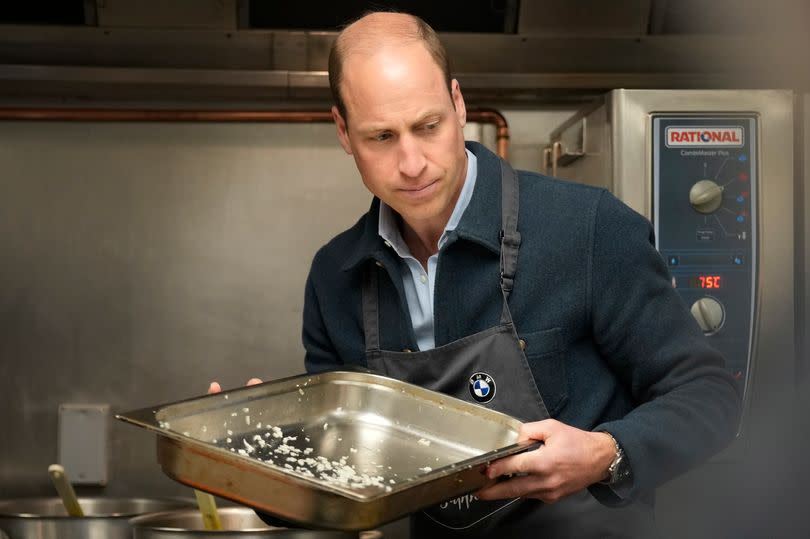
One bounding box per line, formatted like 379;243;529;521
600;431;632;485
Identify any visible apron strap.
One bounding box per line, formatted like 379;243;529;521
362;263;381;352
499;160;521;324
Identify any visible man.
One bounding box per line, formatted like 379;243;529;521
300;11;740;538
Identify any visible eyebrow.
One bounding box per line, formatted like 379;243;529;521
358;111;445;134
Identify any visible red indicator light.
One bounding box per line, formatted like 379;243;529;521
738;172;749;182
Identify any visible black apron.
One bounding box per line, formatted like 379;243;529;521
362;160;657;538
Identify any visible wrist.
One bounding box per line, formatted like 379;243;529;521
594;431;618;482
597;430;632;486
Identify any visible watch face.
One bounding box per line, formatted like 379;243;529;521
614;456;632;484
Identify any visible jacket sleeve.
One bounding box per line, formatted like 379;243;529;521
587;190;742;506
302;253;344;374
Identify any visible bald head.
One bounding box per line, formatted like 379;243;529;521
328;12;452;125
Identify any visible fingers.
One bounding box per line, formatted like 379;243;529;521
476;473;544;501
477;475;571;504
486;445;545;479
208;379;262;394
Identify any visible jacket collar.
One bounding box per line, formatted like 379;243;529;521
340;141;503;272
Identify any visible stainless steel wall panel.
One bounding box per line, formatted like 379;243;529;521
95;0;238;30
802;93;810;383
0;26;278;70
517;0;652;36
0;121;372;497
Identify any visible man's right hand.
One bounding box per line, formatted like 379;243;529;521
207;379;263;394
476;419;617;504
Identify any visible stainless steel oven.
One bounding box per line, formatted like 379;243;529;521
545;90;802;537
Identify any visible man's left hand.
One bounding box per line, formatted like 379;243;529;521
476;419;616;504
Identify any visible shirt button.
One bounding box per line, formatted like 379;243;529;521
420;274;427;284
518;339;527;351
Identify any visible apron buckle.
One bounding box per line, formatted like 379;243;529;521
500;272;515;294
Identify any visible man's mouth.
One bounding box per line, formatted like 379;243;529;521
401;179;438;193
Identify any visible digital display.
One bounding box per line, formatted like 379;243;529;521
674;275;724;290
690;275;722;289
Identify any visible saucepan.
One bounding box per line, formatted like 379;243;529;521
0;497;194;539
130;507;369;538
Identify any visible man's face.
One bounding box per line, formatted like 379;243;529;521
333;42;468;230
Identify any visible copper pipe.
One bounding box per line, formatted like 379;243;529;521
0;108;510;159
466;108;510;159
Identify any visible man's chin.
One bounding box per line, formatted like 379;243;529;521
396;208;448;229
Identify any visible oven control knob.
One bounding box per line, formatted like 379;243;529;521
690;297;725;335
689;180;724;213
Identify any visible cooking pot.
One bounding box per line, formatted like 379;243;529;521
130;507;371;538
0;497;194;539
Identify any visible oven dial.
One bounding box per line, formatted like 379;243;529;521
689;180;724;214
690;297;725;335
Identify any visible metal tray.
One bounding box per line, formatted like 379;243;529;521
117;371;538;531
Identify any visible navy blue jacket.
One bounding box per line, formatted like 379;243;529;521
302;141;741;505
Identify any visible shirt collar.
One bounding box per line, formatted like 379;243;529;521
378;149;477;259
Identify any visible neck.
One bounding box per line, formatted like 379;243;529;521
400;217;445;269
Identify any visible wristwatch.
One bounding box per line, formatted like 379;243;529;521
601;431;632;485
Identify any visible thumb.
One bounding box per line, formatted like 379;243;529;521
518;418;556;442
207;381;221;394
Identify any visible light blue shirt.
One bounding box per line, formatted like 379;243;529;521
378;149;477;351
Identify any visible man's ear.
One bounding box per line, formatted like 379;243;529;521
332;106;353;155
451;79;467;128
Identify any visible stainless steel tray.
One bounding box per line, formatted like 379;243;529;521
117;371;538;531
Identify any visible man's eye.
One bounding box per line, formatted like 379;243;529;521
425;122;439;130
374;133;392;142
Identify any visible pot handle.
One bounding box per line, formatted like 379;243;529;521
48;464;84;517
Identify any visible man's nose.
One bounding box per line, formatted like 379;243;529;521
397;135;427;178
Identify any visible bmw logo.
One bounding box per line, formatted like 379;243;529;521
469;372;496;403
